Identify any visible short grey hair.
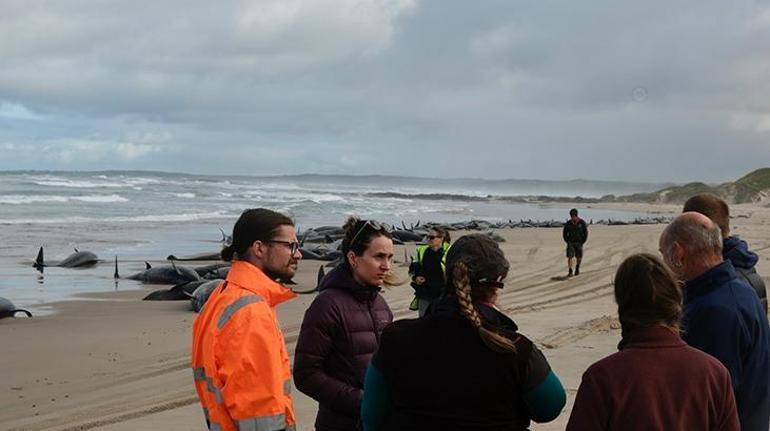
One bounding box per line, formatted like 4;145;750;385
663;216;723;259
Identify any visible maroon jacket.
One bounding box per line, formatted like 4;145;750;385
566;326;739;431
293;265;393;431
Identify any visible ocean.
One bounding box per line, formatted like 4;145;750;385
0;171;665;312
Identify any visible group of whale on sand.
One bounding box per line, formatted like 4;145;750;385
0;216;671;319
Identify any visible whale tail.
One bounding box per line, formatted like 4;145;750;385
33;246;44;271
13;309;32;318
114;256;120;279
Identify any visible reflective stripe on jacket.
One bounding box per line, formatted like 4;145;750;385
413;242;451;273
192;261;297;431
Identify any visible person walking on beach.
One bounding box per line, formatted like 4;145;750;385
563;208;588;277
659;213;770;431
683;193;768;312
191;208;301;431
293;217;395;431
409;226;451;317
567;253;739;430
361;234;566;431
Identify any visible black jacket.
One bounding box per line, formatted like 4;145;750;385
371;296;553;431
562;219;588;244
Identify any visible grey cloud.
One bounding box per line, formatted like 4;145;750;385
0;0;769;181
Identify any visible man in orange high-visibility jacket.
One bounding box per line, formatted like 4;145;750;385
192;208;302;431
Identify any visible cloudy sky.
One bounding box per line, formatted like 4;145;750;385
1;0;769;182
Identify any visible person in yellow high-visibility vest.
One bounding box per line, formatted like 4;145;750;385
409;227;451;317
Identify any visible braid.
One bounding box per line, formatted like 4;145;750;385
455;262;483;329
454;262;518;354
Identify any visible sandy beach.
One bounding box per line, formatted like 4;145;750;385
2;203;768;431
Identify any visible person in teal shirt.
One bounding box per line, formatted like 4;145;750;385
363;234;566;430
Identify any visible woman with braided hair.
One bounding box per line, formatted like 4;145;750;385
361;234;566;431
294;217;396;431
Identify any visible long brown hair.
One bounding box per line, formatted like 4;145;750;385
614;253;682;332
445;234;517;354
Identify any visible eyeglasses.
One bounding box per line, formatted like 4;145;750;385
350;220;393;247
266;240;300;255
426;235;443;240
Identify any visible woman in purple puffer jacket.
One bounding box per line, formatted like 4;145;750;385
294;217;395;431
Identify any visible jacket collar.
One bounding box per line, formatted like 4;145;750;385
618;326;684;350
318;264;381;302
226;261;297;307
683;260;737;304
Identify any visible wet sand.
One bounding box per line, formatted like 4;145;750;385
1;203;768;431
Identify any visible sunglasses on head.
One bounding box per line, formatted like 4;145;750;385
477;276;505;289
350;220;393;246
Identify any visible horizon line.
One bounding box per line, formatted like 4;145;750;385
0;168;681;186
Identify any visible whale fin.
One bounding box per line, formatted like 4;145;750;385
144;261;152;270
401;220;407;230
114;256;120;279
170;260;182;275
317;265;325;290
219;228;232;246
34;246;44;270
74;248;79;253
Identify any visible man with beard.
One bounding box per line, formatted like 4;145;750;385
192;208;302;431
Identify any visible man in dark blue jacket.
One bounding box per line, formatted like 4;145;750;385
684;193;767;312
660;212;770;431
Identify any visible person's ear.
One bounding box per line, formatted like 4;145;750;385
672;241;685;265
251;240;264;259
347;251;357;268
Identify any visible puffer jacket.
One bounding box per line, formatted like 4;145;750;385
293;264;393;431
724;236;767;312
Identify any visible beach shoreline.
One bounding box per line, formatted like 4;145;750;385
1;203;768;431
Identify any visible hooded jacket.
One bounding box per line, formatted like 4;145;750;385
191;261;297;431
293;264;393;431
682;261;770;431
723;236;767;312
